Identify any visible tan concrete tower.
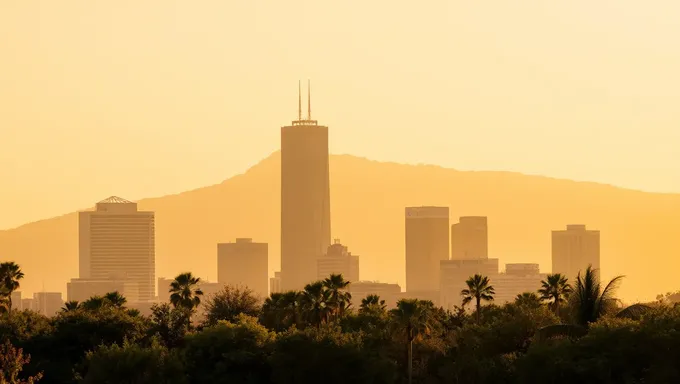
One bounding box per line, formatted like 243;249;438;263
280;81;331;291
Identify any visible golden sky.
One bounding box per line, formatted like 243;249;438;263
1;0;680;229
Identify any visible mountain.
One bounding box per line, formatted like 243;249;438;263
1;151;679;302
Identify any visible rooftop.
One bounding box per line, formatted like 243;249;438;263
97;196;133;204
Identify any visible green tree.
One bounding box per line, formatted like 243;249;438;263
79;339;186;384
184;314;274;384
80;296;107;312
389;299;434;384
538;273;572;315
571;266;623;327
202;285;261;327
300;282;330;327
169;273;203;311
148;303;190;348
0;262;24;313
61;301;80;312
461;274;495;322
0;339;43;384
322;274;352;321
514;292;542;309
359;294;386;315
102;291;127;308
260;291;300;331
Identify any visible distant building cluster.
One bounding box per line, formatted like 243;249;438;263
15;87;601;315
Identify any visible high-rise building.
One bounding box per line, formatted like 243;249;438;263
21;298;33;312
10;291;21;310
493;263;547;304
33;292;63;317
280;82;331;291
349;281;402;309
217;238;269;298
439;258;499;310
451;216;488;260
405;206;449;294
552;224;600;281
270;272;282;295
79;196;156;301
317;240;360;283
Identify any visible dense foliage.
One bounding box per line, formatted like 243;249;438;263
1;265;679;383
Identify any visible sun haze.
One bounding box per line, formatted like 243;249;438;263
2;1;680;229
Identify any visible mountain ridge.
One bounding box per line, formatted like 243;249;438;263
1;151;679;302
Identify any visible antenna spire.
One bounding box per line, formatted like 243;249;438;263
307;79;311;120
298;80;302;121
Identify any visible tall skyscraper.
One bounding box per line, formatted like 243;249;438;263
317;240;360;282
451;216;488;260
405;206;449;294
217;238;269;298
280;81;331;291
552;224;600;281
79;196;156;301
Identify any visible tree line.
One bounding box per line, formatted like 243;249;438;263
1;261;680;383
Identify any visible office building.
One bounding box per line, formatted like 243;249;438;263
280;82;331;291
33;292;63;317
317;240;359;282
451;216;488;260
217;238;268;298
67;278;140;303
440;258;499;310
493;263;547;304
552;224;600;281
79;196;155;301
21;298;33;312
349;281;402;309
405;206;449;295
270;272;282;295
10;291;21;310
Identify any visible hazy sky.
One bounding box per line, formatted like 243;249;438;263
2;1;680;229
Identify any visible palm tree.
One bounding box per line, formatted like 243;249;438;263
538;273;572;315
360;294;386;314
322;274;352;321
103;291;127;308
81;295;106;311
169;272;204;311
389;299;433;384
0;262;24;312
571;266;624;326
537;266;625;341
460;274;495;322
300;281;330;327
514;292;542;308
169;272;204;329
261;291;301;331
62;300;80;312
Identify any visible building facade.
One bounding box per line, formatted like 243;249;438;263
32;292;63;317
349;281;402;309
270;272;282;295
493;263;547;304
280;89;331;291
67;278;140;303
439;258;499;310
317;240;359;283
405;206;449;294
79;196;155;301
217;238;268;298
451;216;488;260
552;224;600;281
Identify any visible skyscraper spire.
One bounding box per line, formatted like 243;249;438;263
298;80;302;121
307;79;311;120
